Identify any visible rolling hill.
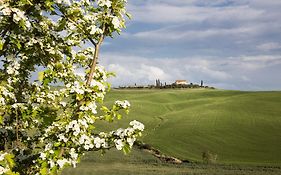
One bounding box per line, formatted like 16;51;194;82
63;89;281;175
102;89;281;165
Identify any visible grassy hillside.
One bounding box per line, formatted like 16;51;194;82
98;89;281;165
62;89;281;175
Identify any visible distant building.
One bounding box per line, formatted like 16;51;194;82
175;80;188;85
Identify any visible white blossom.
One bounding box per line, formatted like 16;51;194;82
70;81;84;94
115;128;125;138
57;159;69;169
25;20;31;28
66;120;81;136
39;152;46;160
0;97;5;105
69;148;78;160
79;134;94;150
0;153;7;161
60;101;67;107
56;0;71;5
129;120;144;131
90;80;105;92
94;137;106;148
125;127;134;136
48;160;55;168
98;0;112;7
1;8;12;16
58;134;68;142
114;139;124;150
89;25;98;35
88;102;97;114
78;119;88;128
47;93;55;100
79;102;97;114
79;134;88;144
112;16;120;29
0;166;8;175
44;143;53;151
6;61;20;75
12;8;26;23
115;100;130;108
127;137;136;147
79;105;88;111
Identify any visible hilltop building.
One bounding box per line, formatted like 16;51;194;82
175;80;188;85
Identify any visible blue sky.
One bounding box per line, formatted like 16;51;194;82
100;0;281;90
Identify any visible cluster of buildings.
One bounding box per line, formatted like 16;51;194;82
116;79;211;89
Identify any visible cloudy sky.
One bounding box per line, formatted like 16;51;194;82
100;0;281;90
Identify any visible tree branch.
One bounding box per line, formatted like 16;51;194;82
86;32;104;86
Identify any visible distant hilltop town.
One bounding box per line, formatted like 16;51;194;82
116;79;215;89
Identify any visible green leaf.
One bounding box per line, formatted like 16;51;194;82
50;166;58;174
122;144;131;155
125;109;129;115
0;40;3;51
5;170;20;175
54;142;61;147
5;154;15;168
104;115;113;122
19;20;26;29
40;167;48;175
116;113;122;120
38;72;44;82
88;125;95;131
0;115;3;124
76;94;83;101
101;106;109;112
55;63;63;69
43;78;51;85
41;161;48;168
57;18;67;31
126;13;132;19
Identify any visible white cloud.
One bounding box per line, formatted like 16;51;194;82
139;64;169;81
100;52;281;90
100;0;281;90
257;42;281;51
128;3;264;24
184;64;231;81
132;25;258;41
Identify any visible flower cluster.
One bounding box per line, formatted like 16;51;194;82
6;61;20;75
98;0;112;8
115;100;131;109
130;120;145;131
38;117;144;172
0;6;30;28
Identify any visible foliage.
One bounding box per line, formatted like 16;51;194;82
0;0;144;174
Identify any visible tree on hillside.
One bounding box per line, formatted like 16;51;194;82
0;0;144;174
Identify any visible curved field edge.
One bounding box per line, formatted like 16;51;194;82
100;89;281;165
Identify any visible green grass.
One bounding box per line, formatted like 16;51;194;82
63;89;281;174
63;148;281;175
101;89;281;165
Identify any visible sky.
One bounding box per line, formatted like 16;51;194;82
99;0;281;90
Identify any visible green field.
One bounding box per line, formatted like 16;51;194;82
63;89;281;174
